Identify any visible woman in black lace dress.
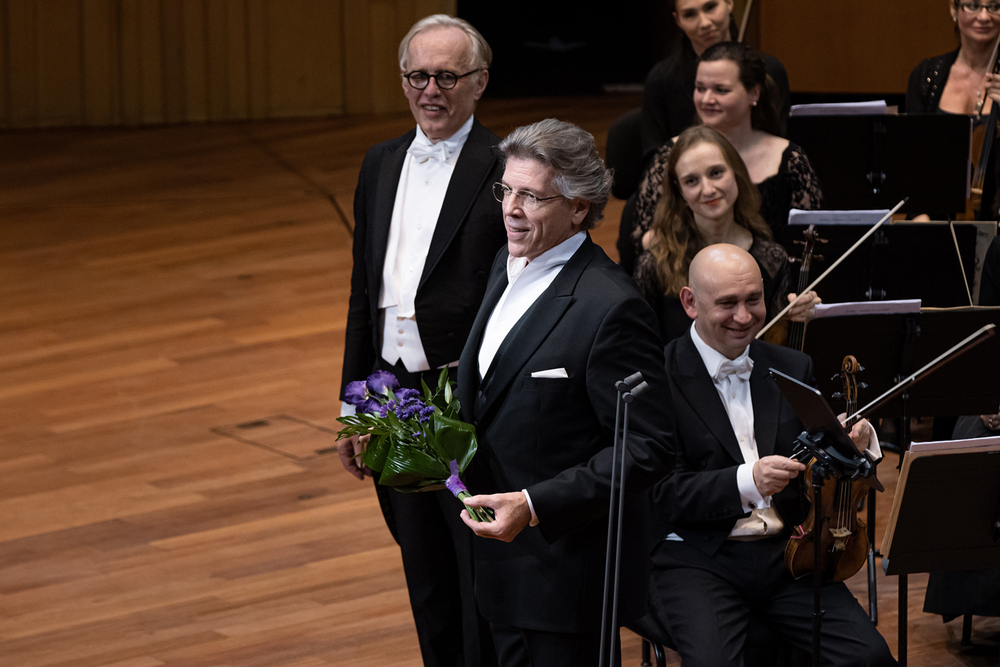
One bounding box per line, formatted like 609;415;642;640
634;125;819;343
632;42;823;259
906;1;1000;219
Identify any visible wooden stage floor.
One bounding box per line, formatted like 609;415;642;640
1;95;996;666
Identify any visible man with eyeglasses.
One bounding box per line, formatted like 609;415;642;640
455;119;677;667
337;14;506;667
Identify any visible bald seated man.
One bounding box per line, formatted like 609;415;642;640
645;244;897;666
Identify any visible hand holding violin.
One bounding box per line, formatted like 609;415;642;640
786;290;821;323
752;455;807;497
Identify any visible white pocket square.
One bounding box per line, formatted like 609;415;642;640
530;368;568;379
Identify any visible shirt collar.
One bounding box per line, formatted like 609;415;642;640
506;231;586;284
412;115;475;157
690;321;751;381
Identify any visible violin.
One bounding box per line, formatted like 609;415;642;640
786;224;825;352
784;355;869;582
763;224;824;349
962;36;1000;220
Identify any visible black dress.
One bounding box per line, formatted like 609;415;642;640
906;50;1000;220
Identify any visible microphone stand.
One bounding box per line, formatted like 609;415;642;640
599;372;649;667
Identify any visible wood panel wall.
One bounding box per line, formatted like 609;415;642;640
759;0;959;95
0;0;453;128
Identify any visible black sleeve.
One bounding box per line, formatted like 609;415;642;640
340;148;380;398
905;60;930;114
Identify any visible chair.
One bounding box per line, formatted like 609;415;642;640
628;614;809;667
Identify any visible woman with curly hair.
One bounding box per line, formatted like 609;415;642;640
635;125;819;343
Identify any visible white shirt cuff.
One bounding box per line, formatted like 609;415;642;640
340;401;357;417
866;425;882;461
521;489;539;526
737;462;770;512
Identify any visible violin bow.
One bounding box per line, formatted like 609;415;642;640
755;199;908;340
737;0;754;43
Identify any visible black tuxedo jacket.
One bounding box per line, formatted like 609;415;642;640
650;332;811;556
341;119;507;395
457;235;677;634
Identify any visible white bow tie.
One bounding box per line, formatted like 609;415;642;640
714;357;753;382
407;141;450;164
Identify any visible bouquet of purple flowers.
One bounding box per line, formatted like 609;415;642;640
337;369;493;522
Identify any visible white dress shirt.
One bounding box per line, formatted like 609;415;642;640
477;231;587;526
477;232;586;378
378;116;474;373
690;323;781;537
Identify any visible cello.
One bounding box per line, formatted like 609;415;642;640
784;355;870;582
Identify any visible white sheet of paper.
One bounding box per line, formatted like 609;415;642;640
813;300;921;319
787;209;892;227
789;100;888;116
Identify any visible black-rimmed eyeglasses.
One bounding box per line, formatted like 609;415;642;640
403;69;481;90
492;182;565;210
958;1;1000;14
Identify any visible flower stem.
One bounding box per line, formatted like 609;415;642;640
457;491;494;523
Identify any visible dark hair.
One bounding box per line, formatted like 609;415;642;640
698;41;782;136
648;126;772;296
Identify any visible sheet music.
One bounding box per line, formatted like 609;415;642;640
789;101;888;116
813;300;921;318
788;209;892;226
909;435;1000;453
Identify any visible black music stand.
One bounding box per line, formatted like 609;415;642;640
788;223;980;306
787;114;969;216
808;310;1000;666
770;369;884;667
882;439;1000;666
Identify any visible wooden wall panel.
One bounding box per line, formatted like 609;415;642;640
0;0;458;128
181;0;208;123
36;0;82;126
265;0;341;117
81;0;117;125
760;0;958;94
6;2;38;125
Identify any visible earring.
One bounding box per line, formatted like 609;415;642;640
751;101;757;107
953;15;957;21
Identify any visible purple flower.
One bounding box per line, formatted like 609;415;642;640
357;398;381;414
396;387;421;402
367;370;399;396
344;380;369;408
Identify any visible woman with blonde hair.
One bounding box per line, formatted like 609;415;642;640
635;125;818;342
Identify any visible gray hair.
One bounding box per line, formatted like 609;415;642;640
398;15;492;75
498;118;614;230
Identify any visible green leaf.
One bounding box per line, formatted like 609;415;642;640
444;379;453;404
378;440;450;487
436;367;449;395
361;434;391;472
427;414;478;473
421;376;432;400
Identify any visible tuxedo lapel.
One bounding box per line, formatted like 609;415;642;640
672;332;745;464
475;237;596;421
369;133;413;284
749;341;781;458
458;249;509;411
421;120;498;288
